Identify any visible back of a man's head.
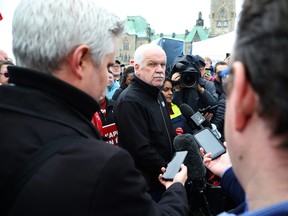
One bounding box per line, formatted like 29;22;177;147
12;0;124;74
232;0;288;137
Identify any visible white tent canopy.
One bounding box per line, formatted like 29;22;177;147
191;31;236;62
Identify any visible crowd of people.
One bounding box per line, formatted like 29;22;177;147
1;0;288;215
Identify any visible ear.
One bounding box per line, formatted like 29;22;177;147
232;62;258;131
134;64;140;76
70;45;90;79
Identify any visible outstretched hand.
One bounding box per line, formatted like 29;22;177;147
199;145;232;177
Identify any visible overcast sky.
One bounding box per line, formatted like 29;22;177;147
0;0;243;59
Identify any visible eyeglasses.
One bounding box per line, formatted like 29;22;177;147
220;67;234;94
220;68;231;81
0;72;9;78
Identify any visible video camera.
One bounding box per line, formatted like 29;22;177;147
170;55;200;89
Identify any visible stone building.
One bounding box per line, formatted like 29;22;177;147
116;0;236;65
116;16;151;65
209;0;236;37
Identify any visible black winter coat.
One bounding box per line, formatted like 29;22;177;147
114;76;175;191
0;67;188;216
99;97;116;126
211;99;226;141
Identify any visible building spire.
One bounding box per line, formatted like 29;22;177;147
196;12;204;27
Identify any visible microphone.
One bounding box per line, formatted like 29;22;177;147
173;134;213;216
179;103;221;138
173;133;206;184
180;103;211;129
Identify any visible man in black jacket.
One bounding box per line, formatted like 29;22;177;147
114;44;175;202
0;0;188;215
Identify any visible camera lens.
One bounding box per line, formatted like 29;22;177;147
180;72;198;88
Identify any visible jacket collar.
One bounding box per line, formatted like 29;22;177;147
8;66;100;120
131;76;161;99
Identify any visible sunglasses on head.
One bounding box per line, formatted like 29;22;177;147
220;68;231;81
0;72;9;78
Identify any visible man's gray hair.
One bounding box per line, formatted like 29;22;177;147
12;0;125;74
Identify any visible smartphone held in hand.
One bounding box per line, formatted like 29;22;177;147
193;128;226;160
162;151;188;181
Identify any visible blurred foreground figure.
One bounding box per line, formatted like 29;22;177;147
213;0;288;215
0;0;188;216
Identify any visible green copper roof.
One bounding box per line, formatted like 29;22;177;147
124;16;210;42
125;16;149;37
184;26;209;42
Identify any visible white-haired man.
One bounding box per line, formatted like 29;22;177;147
114;44;177;202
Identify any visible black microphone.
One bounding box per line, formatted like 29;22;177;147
173;133;206;184
180;103;212;129
180;103;221;138
173;134;213;216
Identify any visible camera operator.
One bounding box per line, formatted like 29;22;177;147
170;55;218;115
195;55;218;101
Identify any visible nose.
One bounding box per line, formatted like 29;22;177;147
156;68;165;75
